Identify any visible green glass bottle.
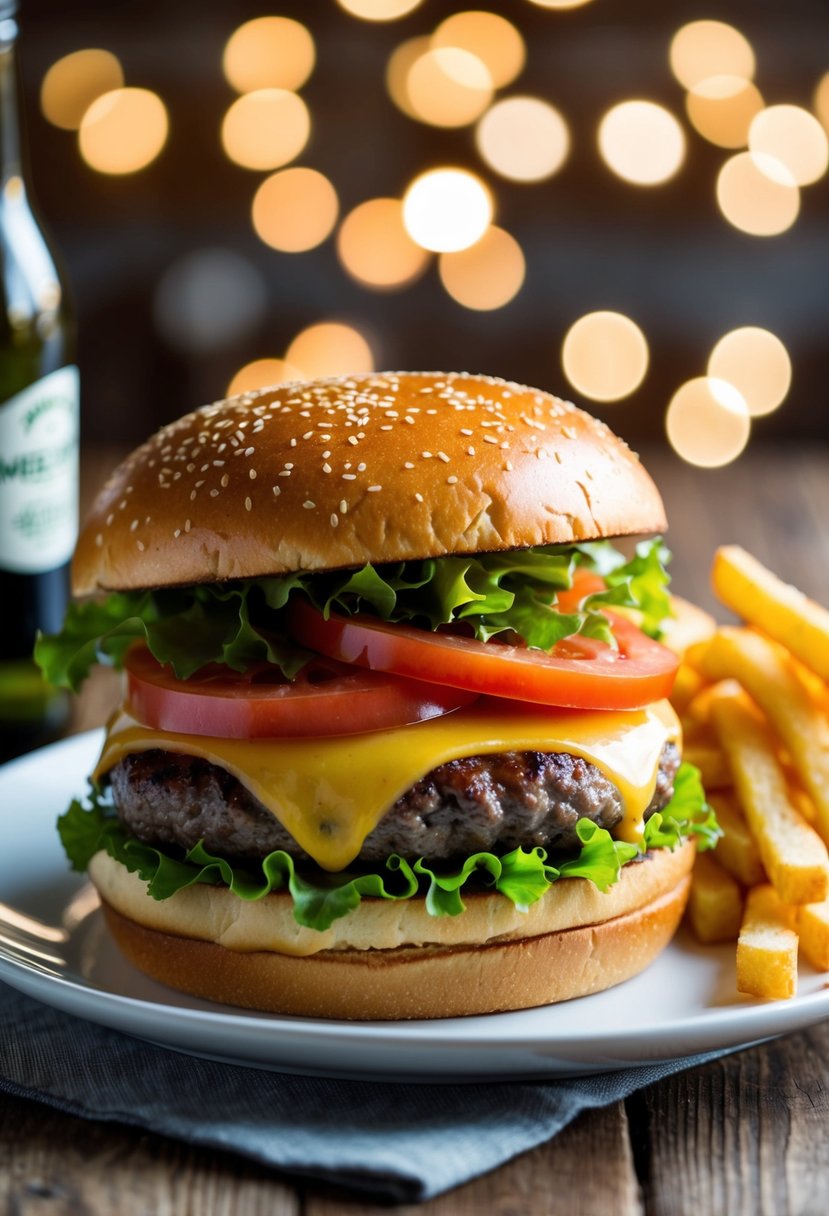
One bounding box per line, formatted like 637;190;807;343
0;1;78;762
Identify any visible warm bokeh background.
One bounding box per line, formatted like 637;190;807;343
17;0;829;468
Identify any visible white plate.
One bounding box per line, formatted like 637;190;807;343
1;732;828;1083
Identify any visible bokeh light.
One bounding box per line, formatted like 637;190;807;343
337;197;430;290
432;11;525;90
561;312;649;402
155;249;267;353
669;21;755;90
476;97;569;182
438;226;525;311
685;76;764;149
406;47;493;128
708;327;792;418
598;101;685;186
78;88;168;175
749;105;829;187
40;49;124;131
221;90;310;171
286;323;374;379
337;0;423;20
815;73;829;133
386;37;430;119
402;168;492;253
252;168;339;253
227;359;301;397
666;377;751;467
716;152;800;236
526;1;595;9
222;17;315;93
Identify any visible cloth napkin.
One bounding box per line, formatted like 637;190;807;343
1;981;729;1202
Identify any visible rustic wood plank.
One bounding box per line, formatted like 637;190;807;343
305;1101;642;1216
628;1024;829;1216
0;1092;299;1216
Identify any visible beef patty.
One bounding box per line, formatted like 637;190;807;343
109;742;680;866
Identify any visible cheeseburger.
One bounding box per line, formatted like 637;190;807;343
38;372;716;1020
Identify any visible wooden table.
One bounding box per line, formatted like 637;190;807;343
3;445;829;1213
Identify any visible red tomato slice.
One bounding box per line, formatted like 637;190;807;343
286;601;678;710
124;646;477;739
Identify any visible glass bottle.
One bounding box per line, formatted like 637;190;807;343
0;1;79;762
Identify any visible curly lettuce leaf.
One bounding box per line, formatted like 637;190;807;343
36;540;671;690
59;761;713;932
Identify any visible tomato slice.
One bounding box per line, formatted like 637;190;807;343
286;601;678;710
124;646;477;739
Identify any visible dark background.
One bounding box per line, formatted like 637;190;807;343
15;0;829;447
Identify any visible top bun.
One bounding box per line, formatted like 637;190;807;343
73;371;666;595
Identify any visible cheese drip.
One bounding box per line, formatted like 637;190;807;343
94;700;680;871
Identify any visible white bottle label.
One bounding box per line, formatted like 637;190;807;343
0;365;79;574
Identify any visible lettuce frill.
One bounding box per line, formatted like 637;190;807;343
58;763;718;933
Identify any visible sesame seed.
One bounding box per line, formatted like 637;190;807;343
189;490;197;501
272;485;281;496
245;497;252;512
404;461;415;469
348;435;359;446
303;500;315;509
339;499;348;514
367;485;382;493
185;519;192;532
562;426;577;439
303;431;314;440
422;451;432;459
130;519;139;531
174;529;181;539
221;474;230;487
323;463;332;474
95;533;103;547
284;462;294;469
380;425;393;431
467;446;476;456
447;475;458;485
330;513;338;528
342;473;356;480
403;416;414;425
249;469;257;480
290;438;297;447
278;469;291;477
414;492;424;503
460;428;473;436
483;435;498;445
505;460;514;471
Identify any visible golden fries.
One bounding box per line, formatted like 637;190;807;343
712;546;829;683
707;791;766;887
688;853;743;943
709;688;829;906
737;885;798;999
660;595;717;657
698;626;829;847
797;900;829;972
682;743;733;791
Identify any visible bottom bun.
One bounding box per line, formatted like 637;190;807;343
99;849;693;1020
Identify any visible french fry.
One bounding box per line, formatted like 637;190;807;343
683;743;732;791
710;689;829;906
698;626;829;847
688;853;744;943
686;679;742;728
669;662;706;715
712;546;829;683
708;791;766;887
737;885;798;999
797;900;829;971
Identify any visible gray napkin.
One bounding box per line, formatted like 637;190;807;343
0;982;727;1202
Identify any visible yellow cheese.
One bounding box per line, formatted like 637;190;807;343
94;699;681;871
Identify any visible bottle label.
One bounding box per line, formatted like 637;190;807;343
0;365;79;574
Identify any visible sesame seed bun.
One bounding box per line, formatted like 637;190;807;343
72;371;666;596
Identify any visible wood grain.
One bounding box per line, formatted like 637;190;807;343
628;1023;829;1216
0;1092;299;1216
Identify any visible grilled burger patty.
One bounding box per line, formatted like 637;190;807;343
109;743;680;866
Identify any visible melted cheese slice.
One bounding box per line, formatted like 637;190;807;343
94;700;681;872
